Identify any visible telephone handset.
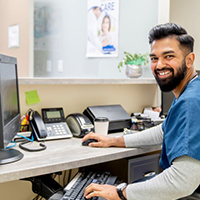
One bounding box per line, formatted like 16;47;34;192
29;108;73;141
29;111;48;140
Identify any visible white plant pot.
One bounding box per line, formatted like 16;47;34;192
125;64;142;78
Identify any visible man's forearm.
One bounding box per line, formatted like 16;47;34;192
111;124;163;148
124;124;163;148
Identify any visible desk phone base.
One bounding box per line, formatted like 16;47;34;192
37;122;72;141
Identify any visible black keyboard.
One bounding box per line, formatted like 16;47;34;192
61;170;117;200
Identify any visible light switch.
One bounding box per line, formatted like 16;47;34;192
46;60;52;72
58;60;63;72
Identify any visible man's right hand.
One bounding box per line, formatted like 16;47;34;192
82;132;125;148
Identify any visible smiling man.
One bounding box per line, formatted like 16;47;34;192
83;23;200;200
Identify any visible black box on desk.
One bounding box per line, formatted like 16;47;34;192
83;104;131;133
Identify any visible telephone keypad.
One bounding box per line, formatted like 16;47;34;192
45;122;72;139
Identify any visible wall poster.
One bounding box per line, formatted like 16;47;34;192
87;0;119;57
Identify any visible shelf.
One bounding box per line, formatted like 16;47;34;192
18;77;156;85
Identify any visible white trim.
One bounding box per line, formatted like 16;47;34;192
18;77;156;85
158;0;170;24
29;0;34;77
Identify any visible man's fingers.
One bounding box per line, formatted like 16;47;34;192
85;190;101;199
84;183;102;195
82;132;96;141
86;183;102;191
89;142;102;147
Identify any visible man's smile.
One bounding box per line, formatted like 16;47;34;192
155;69;172;79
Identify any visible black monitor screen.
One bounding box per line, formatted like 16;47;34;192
1;63;19;126
161;91;174;116
0;54;23;165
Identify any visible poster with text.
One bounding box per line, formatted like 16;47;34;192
86;0;119;57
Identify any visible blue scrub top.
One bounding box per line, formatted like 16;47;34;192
160;76;200;169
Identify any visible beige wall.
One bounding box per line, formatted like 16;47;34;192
0;181;35;199
170;0;200;70
19;84;158;116
0;0;31;77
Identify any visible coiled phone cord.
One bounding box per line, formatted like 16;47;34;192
19;122;47;152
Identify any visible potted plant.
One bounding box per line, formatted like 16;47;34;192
118;52;149;78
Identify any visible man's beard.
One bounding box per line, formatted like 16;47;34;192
154;60;187;92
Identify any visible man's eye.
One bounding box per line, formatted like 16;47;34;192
166;55;174;59
150;57;158;62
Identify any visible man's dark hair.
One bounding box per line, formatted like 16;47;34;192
148;23;194;52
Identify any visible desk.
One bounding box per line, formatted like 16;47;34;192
0;133;161;184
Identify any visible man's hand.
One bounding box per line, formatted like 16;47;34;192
82;132;114;147
82;132;125;147
84;183;121;200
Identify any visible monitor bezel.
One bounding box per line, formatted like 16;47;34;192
0;54;21;149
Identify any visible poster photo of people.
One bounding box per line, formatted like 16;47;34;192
86;0;119;57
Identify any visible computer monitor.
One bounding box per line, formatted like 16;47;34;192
161;91;174;117
0;54;23;164
161;70;200;116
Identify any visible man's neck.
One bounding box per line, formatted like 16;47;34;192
173;71;197;98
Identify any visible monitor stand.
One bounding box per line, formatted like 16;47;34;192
0;149;23;165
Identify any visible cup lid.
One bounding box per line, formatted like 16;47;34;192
94;117;109;122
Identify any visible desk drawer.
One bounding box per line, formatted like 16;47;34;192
128;154;160;183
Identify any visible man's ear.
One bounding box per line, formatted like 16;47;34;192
186;52;195;68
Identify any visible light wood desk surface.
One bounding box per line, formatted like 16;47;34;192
0;133;161;184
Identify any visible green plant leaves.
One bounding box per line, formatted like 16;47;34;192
118;52;149;71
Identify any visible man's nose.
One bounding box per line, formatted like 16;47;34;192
156;58;166;69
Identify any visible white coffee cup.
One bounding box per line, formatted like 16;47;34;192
94;117;109;135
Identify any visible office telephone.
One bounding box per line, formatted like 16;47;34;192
29;108;73;141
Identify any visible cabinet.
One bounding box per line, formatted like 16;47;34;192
128;153;161;183
86;151;161;184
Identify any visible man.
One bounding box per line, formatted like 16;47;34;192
83;23;200;200
87;6;103;51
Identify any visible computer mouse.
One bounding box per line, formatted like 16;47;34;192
82;139;98;146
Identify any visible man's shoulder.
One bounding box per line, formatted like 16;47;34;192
181;79;200;101
170;92;199;116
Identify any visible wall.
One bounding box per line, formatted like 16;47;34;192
0;0;159;78
0;169;78;200
0;181;35;199
19;84;158;116
0;0;31;77
170;0;200;70
158;0;170;24
33;0;158;78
